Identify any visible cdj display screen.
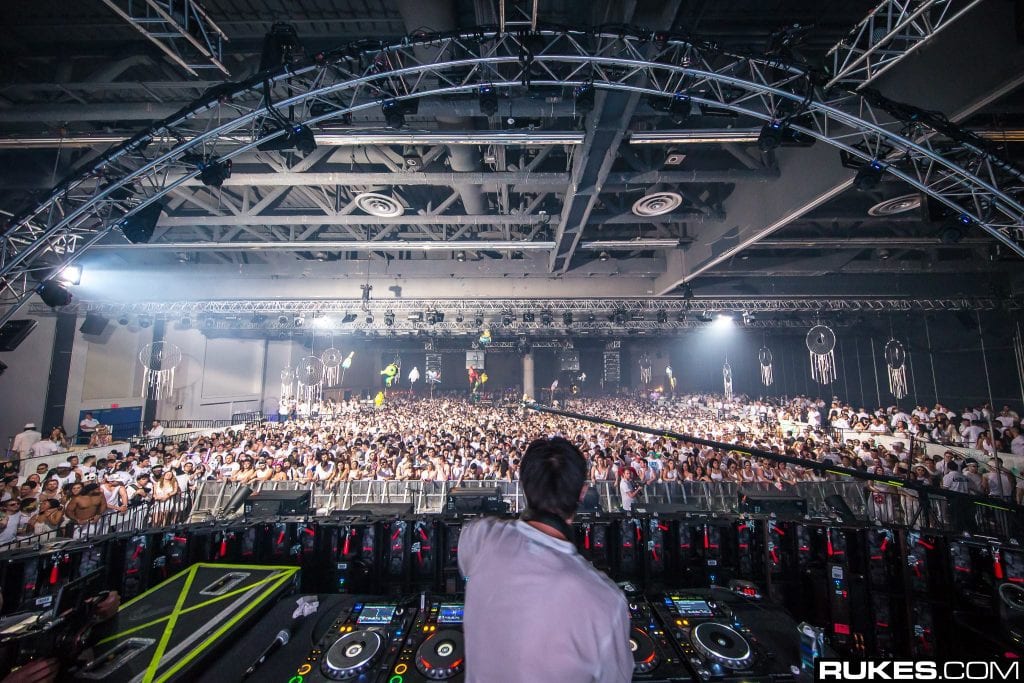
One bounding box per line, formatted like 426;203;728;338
357;605;397;625
671;598;713;617
437;603;464;625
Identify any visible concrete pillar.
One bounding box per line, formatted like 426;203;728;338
523;352;535;400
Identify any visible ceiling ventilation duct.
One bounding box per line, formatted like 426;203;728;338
354;192;404;217
632;191;683;217
868;193;921;216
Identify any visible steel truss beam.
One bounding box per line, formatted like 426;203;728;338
34;297;1019;318
5;26;1024;327
100;0;229;77
826;0;983;90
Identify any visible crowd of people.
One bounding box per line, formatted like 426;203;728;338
1;393;1022;546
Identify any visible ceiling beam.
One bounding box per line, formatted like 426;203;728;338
656;0;1024;294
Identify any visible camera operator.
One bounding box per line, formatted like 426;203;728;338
0;590;120;683
458;436;632;682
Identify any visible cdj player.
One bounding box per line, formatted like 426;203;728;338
651;590;800;682
620;583;695;682
297;599;416;682
391;598;465;681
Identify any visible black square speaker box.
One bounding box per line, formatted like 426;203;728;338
79;314;109;336
0;319;37;351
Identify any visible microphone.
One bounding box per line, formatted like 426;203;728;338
243;628;290;678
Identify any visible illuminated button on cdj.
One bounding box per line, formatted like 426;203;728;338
394;664;408;675
297;663;312;675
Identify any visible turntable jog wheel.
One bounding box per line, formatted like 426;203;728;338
691;622;753;669
415;629;465;680
629;627;659;673
322;630;385;679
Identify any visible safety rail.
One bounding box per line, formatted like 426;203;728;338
188;479;863;519
0;495;193;551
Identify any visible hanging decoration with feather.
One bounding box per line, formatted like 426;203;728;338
296;356;325;405
321;346;344;387
758;346;774;387
723;359;733;400
806;324;837;385
885;339;908;400
139;341;182;400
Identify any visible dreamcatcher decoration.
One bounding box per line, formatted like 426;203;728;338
139;341;182;399
722;360;733;400
280;367;295;408
758;347;774;387
295;356;325;405
665;366;676;392
884;339;908;400
321;347;344;387
408;366;420;385
806;325;837;385
478;329;492;347
571;372;586;395
639;354;653;385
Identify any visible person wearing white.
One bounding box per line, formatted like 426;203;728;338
459;437;631;683
79;413;100;442
28;436;62;459
146;421;165;439
11;423;42;460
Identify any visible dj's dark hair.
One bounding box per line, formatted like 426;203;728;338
520;437;587;518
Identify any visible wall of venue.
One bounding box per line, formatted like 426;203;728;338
1;309;1023;446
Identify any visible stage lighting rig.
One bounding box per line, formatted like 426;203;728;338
384;311;395;326
540;311;553;326
574;82;595;113
758;120;784;152
36;281;71;308
522;312;535;323
382;99;405;129
474;314;484;327
502;313;514;327
682;283;695;299
198;158;232;188
854;159;885;192
612;311;627;326
940;213;971;244
668;92;691;125
656;310;668;324
479;85;498;116
562;311;573;325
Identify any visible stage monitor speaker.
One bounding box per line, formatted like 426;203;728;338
633;502;706;515
446;487;508;515
79;314;109;336
0;319;38;351
577;486;602;513
119;201;164;244
825;494;857;523
243;489;310;517
344;502;414;516
738;488;807;516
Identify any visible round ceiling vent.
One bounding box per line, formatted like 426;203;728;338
868;193;921;217
632;191;683;217
354;192;404;217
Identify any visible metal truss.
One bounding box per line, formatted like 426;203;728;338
5;26;1024;327
33;297;1019;318
100;0;229;77
826;0;982;90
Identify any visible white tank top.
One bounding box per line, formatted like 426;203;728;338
102;485;121;508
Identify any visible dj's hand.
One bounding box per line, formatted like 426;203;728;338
2;658;58;683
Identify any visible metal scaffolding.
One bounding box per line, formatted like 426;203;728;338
100;0;229;77
4;26;1023;327
826;0;982;90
